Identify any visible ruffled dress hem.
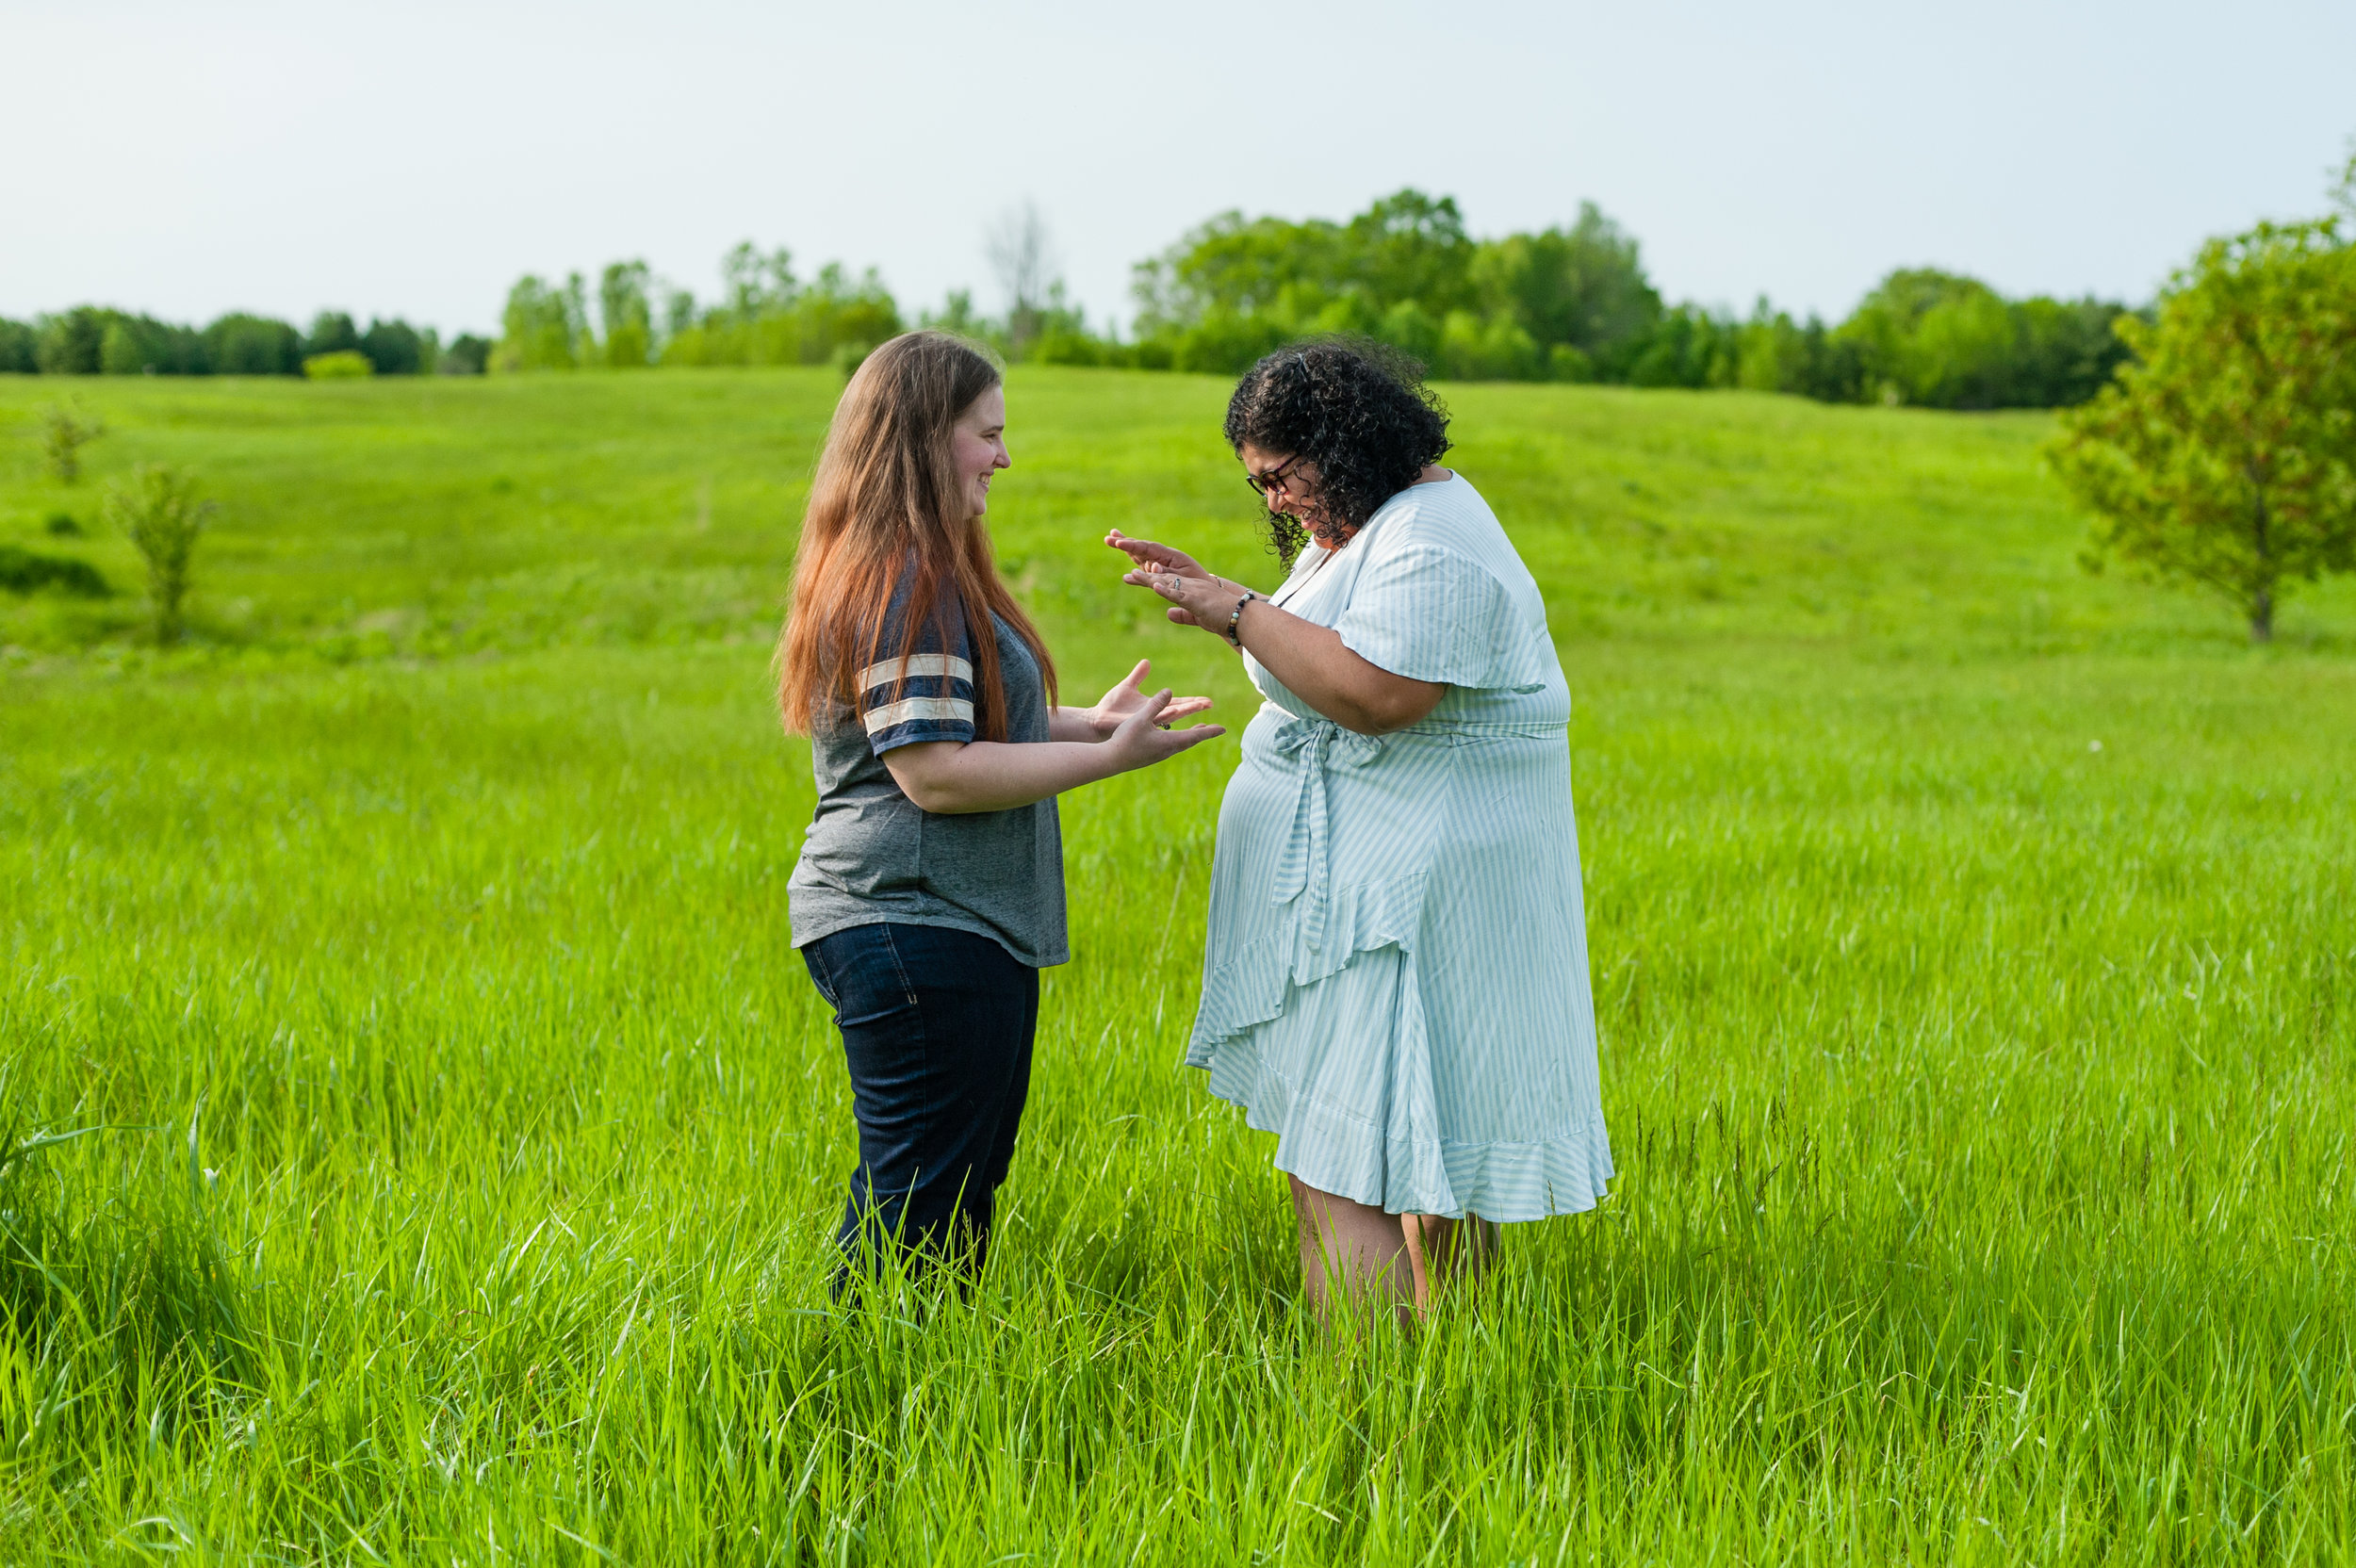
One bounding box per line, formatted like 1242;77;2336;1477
1188;866;1613;1221
1191;1033;1616;1222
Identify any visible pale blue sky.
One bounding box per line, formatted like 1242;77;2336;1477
4;0;2349;338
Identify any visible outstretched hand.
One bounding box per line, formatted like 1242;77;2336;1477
1089;660;1212;738
1105;530;1210;583
1106;530;1233;633
1105;687;1225;768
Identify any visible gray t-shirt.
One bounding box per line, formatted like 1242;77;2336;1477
788;584;1068;968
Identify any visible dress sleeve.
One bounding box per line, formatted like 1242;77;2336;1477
1333;541;1548;689
859;587;976;755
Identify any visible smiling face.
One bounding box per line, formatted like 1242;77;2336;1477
952;384;1012;518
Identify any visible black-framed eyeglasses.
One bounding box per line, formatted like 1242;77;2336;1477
1244;453;1306;498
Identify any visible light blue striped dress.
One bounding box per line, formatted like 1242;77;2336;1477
1189;474;1614;1222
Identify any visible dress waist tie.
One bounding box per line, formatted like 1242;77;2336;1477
1263;711;1565;960
1268;715;1385;957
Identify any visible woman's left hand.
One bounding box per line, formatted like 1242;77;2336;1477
1130;563;1244;637
1088;660;1213;737
1107;531;1235;635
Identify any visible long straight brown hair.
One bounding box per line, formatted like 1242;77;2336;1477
777;331;1055;740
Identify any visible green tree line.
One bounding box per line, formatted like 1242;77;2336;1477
500;195;2139;410
1104;190;2137;407
491;247;904;372
4;194;2139;409
0;307;491;378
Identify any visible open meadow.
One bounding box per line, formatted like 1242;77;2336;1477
2;368;2353;1564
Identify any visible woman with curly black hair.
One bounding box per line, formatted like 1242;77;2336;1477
1108;339;1612;1317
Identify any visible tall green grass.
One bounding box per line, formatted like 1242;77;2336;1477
2;369;2351;1563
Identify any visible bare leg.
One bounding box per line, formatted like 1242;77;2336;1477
1289;1178;1502;1319
1289;1175;1415;1321
1400;1213;1500;1310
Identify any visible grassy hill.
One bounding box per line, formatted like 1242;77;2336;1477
2;369;2351;1563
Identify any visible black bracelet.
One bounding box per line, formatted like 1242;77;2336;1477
1224;590;1258;647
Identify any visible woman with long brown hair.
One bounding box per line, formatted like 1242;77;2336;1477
779;331;1220;1287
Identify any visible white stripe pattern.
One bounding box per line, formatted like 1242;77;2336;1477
863;696;974;735
1189;475;1613;1223
857;653;972;692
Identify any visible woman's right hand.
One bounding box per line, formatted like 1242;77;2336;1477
1104;687;1224;769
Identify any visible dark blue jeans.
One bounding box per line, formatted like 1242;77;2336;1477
801;922;1039;1287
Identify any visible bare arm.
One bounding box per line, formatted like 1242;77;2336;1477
1220;602;1444;735
884;688;1222;813
1104;531;1443;737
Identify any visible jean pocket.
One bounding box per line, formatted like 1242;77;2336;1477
813;924;926;1028
875;925;921;1010
801;942;840;1010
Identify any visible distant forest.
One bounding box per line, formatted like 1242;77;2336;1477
0;308;490;381
2;190;2140;410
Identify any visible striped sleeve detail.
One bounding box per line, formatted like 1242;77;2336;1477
859;653;976;754
856;653;972;691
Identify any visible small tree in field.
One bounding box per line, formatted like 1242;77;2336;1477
2049;220;2356;642
40;402;106;483
106;465;216;645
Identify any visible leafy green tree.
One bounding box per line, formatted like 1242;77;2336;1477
40;402;106;482
921;289;988;339
2049;220;2356;642
794;262;902;365
1472;203;1661;371
1134;192;1654;380
2008;296;2136;407
36;308;106;374
360;318;425;374
0;318;34;372
440;335;491;375
106;463;216;644
86;312;208;375
495;276;581;370
663;244;901;368
598;262;653;368
1436;309;1540;380
305;312;361;358
723;243;795;320
1628;304;1741;389
1346;189;1476;316
1827;270;2135;410
1733;304;1867;401
1132;210;1352;335
1837;269;1989;403
1377;300;1443;368
205;314;303;375
100;319;146;375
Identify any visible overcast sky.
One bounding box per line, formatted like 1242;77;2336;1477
5;0;2350;339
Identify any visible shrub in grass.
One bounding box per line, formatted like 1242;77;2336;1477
39;401;105;482
302;349;375;380
105;463;215;643
0;544;109;597
43;510;83;536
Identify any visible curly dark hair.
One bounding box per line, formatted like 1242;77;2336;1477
1222;337;1452;564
